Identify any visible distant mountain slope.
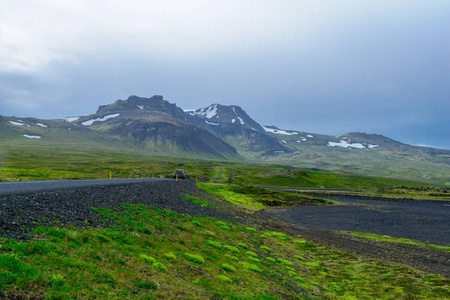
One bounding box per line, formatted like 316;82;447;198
187;104;290;153
0;114;138;153
254;125;449;184
186;103;449;184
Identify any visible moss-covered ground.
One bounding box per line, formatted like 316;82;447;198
0;203;448;299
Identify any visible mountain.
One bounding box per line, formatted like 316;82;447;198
187;104;290;154
71;96;241;160
1;95;448;184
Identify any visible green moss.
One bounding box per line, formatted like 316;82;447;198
152;262;167;272
238;243;249;249
220;263;236;273
260;246;271;252
162;252;177;260
223;245;240;254
206;239;222;249
217;275;233;283
184;253;205;264
239;262;262;273
277;258;294;267
139;254;155;264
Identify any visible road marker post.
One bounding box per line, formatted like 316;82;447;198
110;171;112;179
176;175;178;182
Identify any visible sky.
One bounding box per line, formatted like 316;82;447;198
1;0;449;149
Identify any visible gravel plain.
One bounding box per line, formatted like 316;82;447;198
258;196;450;246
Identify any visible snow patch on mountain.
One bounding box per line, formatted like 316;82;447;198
137;105;144;110
262;125;298;135
9;121;25;126
190;104;218;119
205;121;219;126
65;117;80;122
327;140;378;149
36;123;47;128
307;135;314;138
237;117;244;125
24;134;41;139
82;114;120;126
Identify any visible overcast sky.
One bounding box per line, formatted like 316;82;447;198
1;0;449;149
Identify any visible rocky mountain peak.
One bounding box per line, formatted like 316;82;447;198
95;95;186;120
188;103;264;131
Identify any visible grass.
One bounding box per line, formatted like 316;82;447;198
347;232;450;252
197;182;333;212
0;204;448;299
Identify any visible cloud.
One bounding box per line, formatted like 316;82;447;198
0;0;449;149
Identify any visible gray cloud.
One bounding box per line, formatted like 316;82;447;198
0;0;449;149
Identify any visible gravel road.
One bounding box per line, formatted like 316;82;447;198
0;178;168;196
0;180;236;241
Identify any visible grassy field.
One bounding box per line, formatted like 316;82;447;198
0;203;448;299
1;144;442;192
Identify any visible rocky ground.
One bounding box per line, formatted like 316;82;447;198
0;180;449;278
0;180;237;241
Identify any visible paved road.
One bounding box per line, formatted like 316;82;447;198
0;178;169;196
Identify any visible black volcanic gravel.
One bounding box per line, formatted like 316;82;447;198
0;180;237;241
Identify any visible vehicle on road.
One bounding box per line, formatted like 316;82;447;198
173;169;186;179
